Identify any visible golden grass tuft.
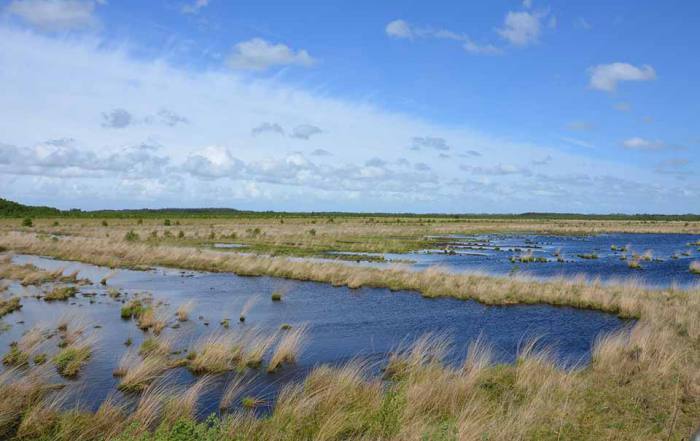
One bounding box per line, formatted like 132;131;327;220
267;324;308;372
175;300;195;321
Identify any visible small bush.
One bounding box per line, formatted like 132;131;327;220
2;342;29;366
53;345;91;376
124;230;140;242
21;218;33;227
121;300;145;319
164;219;171;226
44;286;78;301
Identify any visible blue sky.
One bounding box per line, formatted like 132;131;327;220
0;0;698;213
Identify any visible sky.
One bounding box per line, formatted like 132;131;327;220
0;0;698;213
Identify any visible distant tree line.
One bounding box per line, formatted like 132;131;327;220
1;197;699;221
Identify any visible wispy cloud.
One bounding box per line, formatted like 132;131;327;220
181;0;209;14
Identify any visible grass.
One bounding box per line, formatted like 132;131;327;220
139;335;173;357
120;299;145;319
0;297;21;317
43;285;78;301
117;355;170;392
1;228;700;438
52;344;91;377
136;307;167;334
187;332;238;374
2;326;45;366
267;325;307;372
176;300;194;322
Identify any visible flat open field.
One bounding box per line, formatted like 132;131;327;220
2;215;699;257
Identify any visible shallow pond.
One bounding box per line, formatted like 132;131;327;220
329;233;700;288
1;254;630;416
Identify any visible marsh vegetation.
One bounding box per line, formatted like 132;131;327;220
0;216;699;440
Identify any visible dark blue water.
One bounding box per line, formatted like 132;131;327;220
376;233;700;288
1;255;629;416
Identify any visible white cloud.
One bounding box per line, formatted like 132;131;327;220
497;11;545;46
6;0;100;31
613;102;632;112
291;124;322;140
463;39;502;55
385;19;413;39
227;38;315;71
182;0;209;14
621;137;666;151
522;0;533;9
575;17;591;30
386;19;502;55
566;121;593;131
252;122;285;136
411;136;450;151
588;63;656;92
461;163;532;176
0;26;695;212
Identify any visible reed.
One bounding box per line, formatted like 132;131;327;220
175;300;194;322
0;296;21;318
268;325;307;372
239;296;258;323
117;355;170;392
187;332;237;374
220;376;248;411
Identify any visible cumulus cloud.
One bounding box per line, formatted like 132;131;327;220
532;155;552;166
575;17;591;30
411;136;450;151
414;162;431;171
1;26;695;212
310;148;331;156
0;141;168;177
463;39;502;55
497;10;546;46
385;19;413;39
566;121;593;131
6;0;101;31
460;164;532;176
101;108;133;129
101;108;188;128
181;0;209;14
588;63;656;92
655;158;690;177
156;109;189;127
182;145;243;179
621;137;667;151
613;102;632;112
291;124;322;140
251;122;285;136
227;38;315;71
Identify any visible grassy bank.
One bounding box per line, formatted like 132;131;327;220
1;231;700;439
2;215;699;258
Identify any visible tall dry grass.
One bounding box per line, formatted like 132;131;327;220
268;324;307;372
